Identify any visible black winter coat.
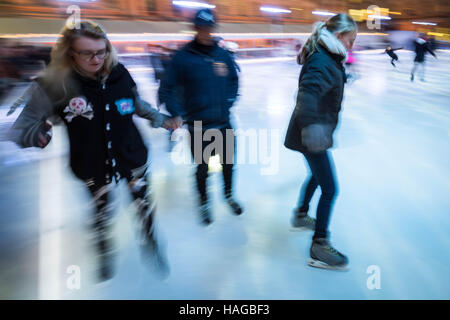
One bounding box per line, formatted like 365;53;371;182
413;40;436;63
11;63;165;184
284;44;346;153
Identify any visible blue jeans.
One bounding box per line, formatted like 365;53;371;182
297;151;338;239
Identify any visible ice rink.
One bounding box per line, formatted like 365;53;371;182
0;49;449;299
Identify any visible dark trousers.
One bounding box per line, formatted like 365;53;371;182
189;125;236;202
297;151;338;239
411;61;425;80
391;55;398;66
85;166;155;258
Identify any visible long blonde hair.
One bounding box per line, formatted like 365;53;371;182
42;20;118;93
299;13;357;65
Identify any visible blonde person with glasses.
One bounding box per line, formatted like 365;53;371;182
9;21;180;281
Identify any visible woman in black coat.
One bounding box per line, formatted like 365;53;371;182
285;14;357;270
9;21;180;281
410;33;437;82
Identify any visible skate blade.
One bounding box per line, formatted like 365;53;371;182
308;258;349;271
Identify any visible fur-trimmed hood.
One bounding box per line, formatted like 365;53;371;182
318;28;348;63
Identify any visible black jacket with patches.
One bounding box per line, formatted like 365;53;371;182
284;44;346;153
10;63;166;184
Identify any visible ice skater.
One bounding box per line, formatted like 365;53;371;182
285;13;358;270
411;33;436;82
160;8;242;225
9;20;180;281
384;45;402;67
150;45;178;152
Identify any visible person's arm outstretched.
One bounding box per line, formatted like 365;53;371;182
9;81;54;148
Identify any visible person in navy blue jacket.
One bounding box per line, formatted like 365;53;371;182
9;21;178;281
160;8;242;225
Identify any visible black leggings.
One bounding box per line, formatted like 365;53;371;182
390;53;398;66
189;125;236;202
85;166;155;256
297;151;338;239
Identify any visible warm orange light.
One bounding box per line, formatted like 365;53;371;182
124;46;145;52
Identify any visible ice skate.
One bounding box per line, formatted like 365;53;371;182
308;238;349;271
199;199;213;225
140;230;170;280
290;207;315;231
226;196;243;215
95;237;117;282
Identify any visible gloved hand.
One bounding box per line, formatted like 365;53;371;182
301;123;333;153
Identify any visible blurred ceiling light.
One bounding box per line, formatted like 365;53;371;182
389;11;402;15
289;8;304;11
348;9;364;22
412;22;437;26
349;9;364;16
172;1;215;9
312;11;336;16
368;15;391;20
428;32;444;36
260;6;292;14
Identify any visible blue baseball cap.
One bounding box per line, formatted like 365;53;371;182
193;8;216;27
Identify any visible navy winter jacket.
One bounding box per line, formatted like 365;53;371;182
159;40;239;129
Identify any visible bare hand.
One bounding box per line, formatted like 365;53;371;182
163;117;183;131
37;120;53;148
162;118;175;130
173;116;183;129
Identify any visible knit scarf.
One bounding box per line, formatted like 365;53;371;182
318;28;348;63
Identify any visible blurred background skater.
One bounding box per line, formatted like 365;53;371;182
285;13;357;270
0;38;51;113
149;45;174;88
384;45;403;68
149;44;179;152
8;21;180;282
411;33;437;82
161;8;242;225
0;39;21;103
428;35;437;52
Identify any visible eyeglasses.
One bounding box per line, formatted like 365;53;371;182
72;48;109;61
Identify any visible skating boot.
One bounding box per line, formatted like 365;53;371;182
290;206;315;231
199;198;213;225
225;195;243;215
309;238;349;271
140;228;170;280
